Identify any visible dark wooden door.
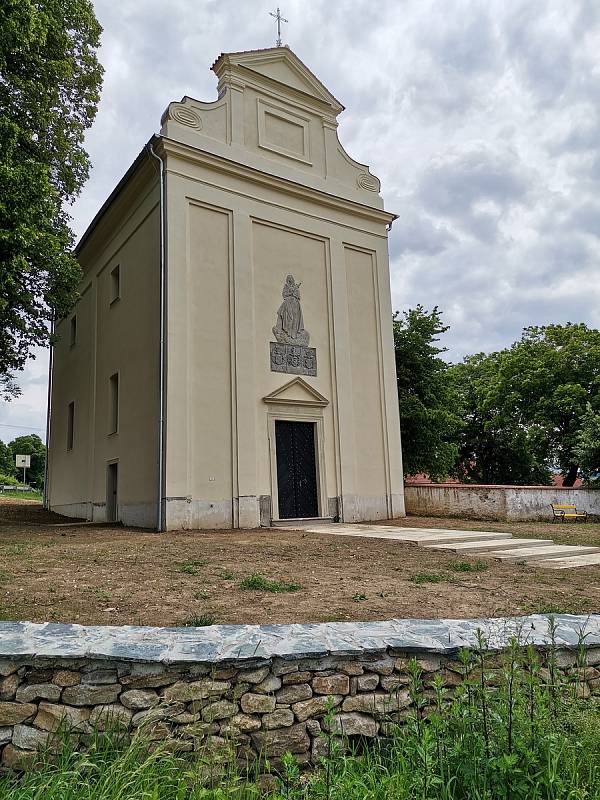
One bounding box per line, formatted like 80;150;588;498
275;420;319;519
106;462;118;522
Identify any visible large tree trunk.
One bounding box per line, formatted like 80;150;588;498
562;464;579;487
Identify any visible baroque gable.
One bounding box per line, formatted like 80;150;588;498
160;47;384;208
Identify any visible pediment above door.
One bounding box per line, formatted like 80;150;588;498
262;377;328;407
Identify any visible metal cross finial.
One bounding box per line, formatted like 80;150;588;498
269;7;288;47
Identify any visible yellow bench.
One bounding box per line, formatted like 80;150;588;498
551;503;588;523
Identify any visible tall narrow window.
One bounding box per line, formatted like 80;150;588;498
110;264;120;304
69;315;77;347
108;373;119;434
67;402;74;451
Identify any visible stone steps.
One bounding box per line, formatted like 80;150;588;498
422;538;553;553
533;553;600;569
304;526;509;545
492;544;600;562
297;521;599;569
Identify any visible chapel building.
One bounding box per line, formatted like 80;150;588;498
46;46;405;530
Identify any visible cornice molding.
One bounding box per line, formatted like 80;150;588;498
157;137;397;226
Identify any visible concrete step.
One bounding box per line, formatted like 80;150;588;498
414;531;511;546
424;538;553;554
302;526;381;536
534;553;600;569
493;545;600;562
302;527;511;545
272;517;334;528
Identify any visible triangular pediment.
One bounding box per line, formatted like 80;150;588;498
212;47;344;115
263;377;329;407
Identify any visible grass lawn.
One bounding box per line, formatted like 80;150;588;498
1;499;599;627
0;490;43;501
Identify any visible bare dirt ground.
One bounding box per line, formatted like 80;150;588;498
0;498;599;626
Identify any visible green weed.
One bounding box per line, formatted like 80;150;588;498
352;593;367;602
526;600;590;615
181;614;217;627
176;560;206;576
218;568;234;580
239;573;301;593
450;560;489;572
409;572;454;585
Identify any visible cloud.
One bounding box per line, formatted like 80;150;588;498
3;0;600;436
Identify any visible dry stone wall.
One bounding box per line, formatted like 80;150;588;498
0;615;599;770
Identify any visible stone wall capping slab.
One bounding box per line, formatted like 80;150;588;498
0;616;598;667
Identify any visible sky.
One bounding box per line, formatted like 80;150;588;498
2;0;600;443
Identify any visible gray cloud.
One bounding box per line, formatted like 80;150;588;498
3;0;600;437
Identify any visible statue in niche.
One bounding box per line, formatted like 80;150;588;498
272;274;310;347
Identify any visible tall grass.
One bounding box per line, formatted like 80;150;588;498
2;632;600;799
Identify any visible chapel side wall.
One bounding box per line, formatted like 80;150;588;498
90;204;160;527
47;288;94;518
49;178;161;527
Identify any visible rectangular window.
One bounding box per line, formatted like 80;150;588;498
69;315;77;347
67;402;74;451
110;264;120;304
108;373;119;434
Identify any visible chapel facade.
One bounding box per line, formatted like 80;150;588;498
46;46;405;530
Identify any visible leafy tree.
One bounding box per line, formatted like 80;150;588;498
450;354;552;485
574;404;600;484
451;324;600;485
394;305;461;480
0;0;103;398
8;433;46;486
0;439;14;475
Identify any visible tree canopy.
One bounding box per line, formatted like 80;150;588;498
394;305;461;480
0;0;103;398
449;323;600;485
574;404;600;485
0;433;46;486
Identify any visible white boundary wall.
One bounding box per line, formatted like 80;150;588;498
404;484;600;522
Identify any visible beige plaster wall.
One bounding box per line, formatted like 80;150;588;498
252;221;336;504
160;143;404;528
344;246;389;519
48;172;160;527
48;287;94;516
163;199;234;529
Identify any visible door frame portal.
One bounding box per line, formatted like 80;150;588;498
263;377;330;523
